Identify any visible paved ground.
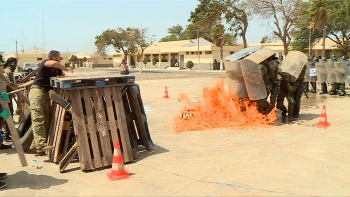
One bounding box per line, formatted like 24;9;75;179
1;68;350;196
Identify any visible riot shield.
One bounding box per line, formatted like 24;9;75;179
347;61;350;83
225;60;248;98
239;59;267;101
278;51;308;81
334;61;347;83
304;62;310;82
316;62;327;83
224;46;261;61
244;48;276;64
326;61;336;83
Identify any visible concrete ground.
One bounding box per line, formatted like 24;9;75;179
1;69;350;196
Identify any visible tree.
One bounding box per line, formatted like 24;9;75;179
133;28;154;69
326;0;350;56
248;0;303;55
290;1;323;54
211;24;225;61
223;0;250;48
309;0;330;58
159;25;186;42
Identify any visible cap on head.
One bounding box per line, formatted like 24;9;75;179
6;57;17;63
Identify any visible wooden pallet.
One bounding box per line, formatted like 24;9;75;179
50;75;135;89
48;85;145;171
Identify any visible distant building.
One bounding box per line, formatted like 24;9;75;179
70;51;113;68
112;38;244;70
4;46;73;71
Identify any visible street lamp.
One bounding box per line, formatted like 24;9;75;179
197;30;200;71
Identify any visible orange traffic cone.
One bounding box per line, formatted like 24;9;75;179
163;86;170;99
107;141;130;181
316;105;330;128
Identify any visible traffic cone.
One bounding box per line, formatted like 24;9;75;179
107;141;130;181
163;86;169;99
316;105;330;128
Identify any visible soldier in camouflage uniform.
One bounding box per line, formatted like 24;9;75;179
293;65;307;118
277;72;299;123
29;50;71;154
3;57;17;115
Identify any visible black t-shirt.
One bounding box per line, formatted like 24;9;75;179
33;59;63;90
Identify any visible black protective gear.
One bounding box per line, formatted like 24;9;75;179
319;82;328;94
303;82;309;92
329;82;339;95
338;82;346;96
310;82;317;93
293;82;304;118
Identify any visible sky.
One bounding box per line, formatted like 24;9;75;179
1;0;270;55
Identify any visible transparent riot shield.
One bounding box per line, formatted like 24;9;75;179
346;61;350;83
239;59;267;101
244;48;276;64
279;51;308;80
225;61;248;98
316;62;327;83
326;61;336;83
224;46;261;61
304;62;310;82
335;61;347;83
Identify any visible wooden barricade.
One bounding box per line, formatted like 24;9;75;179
47;75;152;172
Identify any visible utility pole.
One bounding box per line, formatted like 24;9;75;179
15;40;18;60
197;30;200;71
308;27;311;59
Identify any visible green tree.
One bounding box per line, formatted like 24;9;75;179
290;1;322;54
248;0;303;55
159;25;186;42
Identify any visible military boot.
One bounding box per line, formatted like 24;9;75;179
329;82;338;95
310;82;317;93
303;82;309;92
319;82;328;94
338;83;346;96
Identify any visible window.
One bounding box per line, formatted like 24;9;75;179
230;51;235;55
199;51;202;55
186;52;189;55
205;51;212;54
109;58;112;60
37;58;42;60
113;55;121;57
191;52;195;55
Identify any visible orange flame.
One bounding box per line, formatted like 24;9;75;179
173;78;277;132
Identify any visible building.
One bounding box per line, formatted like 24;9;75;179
3;46;73;71
3;46;113;71
70;51;113;68
311;38;348;58
112;38;244;70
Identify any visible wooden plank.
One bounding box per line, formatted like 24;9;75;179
91;88;113;166
0;73;30;105
111;86;133;162
0;98;27;167
47;89;63;159
103;87;120;143
18;69;38;83
62;125;71;155
18;80;34;88
82;88;103;169
70;90;93;171
53;90;68;163
121;91;138;151
128;85;151;150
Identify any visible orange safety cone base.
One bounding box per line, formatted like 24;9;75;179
107;170;130;181
163;95;169;99
316;122;330;128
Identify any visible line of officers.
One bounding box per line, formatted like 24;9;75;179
225;48;347;123
304;55;350;96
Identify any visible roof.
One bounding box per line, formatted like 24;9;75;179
248;42;285;51
312;38;338;50
6;46;51;56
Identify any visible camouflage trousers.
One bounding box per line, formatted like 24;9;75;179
29;88;51;149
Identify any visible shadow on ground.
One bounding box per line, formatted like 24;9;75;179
2;171;68;190
131;144;169;163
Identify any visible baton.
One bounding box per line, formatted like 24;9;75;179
304;91;309;99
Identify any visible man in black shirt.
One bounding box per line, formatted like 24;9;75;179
29;50;71;154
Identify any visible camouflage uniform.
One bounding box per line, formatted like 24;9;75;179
255;62;274;114
293;65;307;118
3;67;15;115
277;73;299;122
